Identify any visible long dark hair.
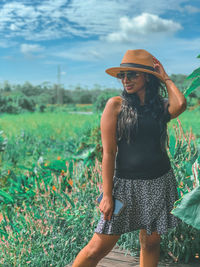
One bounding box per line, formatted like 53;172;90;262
117;73;168;150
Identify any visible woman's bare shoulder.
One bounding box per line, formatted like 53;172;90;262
106;96;122;115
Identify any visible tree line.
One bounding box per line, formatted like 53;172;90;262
0;74;198;114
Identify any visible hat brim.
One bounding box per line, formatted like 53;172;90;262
105;66;165;83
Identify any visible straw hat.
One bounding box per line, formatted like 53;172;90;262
105;49;165;83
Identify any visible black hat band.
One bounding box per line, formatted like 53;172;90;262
120;63;155;72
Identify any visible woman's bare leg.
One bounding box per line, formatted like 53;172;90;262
72;233;120;267
139;229;161;267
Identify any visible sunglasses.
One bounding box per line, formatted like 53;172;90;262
117;71;141;81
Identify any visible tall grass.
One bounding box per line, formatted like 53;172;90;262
0;160;102;266
0;108;200;265
169;107;200;140
0;112;100;185
0;112;99;139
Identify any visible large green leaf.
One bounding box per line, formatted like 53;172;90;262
186;67;200;80
184;77;200;97
197;54;200;58
169;134;176;157
73;145;96;160
171;186;200;230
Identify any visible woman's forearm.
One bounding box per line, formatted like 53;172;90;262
165;78;187;107
101;152;116;197
165;79;187;117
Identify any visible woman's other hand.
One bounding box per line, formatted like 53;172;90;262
152;56;187;118
152;56;170;80
99;195;114;221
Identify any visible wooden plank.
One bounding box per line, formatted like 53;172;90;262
66;247;200;267
97;257;140;267
97;246;140;266
101;251;139;263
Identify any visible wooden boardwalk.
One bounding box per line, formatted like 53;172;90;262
67;247;200;267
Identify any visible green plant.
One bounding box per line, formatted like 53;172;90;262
0;107;199;265
0;159;102;266
184;54;200;98
0;131;8;153
93;89;120;112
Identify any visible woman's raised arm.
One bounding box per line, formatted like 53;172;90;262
153;57;187;119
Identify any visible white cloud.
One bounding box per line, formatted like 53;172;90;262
183;5;200;13
20;44;44;55
0;39;17;48
0;0;188;41
10;24;18;31
105;13;182;43
54;47;103;62
0;0;199;84
0;40;11;48
64;0;188;36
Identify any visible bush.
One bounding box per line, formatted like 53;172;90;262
18;96;36;112
93;89;120;112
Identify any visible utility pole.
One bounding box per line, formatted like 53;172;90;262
56;65;63;104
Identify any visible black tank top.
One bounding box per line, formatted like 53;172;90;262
114;103;171;180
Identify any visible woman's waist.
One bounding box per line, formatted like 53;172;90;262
115;149;170;167
114;164;171;180
115;154;171;179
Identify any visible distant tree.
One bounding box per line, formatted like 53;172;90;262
74;85;82;91
90;89;102;103
0;95;21;114
79;91;93;104
3;81;12;92
170;74;189;92
19;82;34;96
18;96;36;112
93;89;120;112
63;90;74;104
19;82;44;96
183;54;200;107
40;81;52;90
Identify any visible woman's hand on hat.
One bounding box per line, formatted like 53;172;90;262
99;195;114;221
153;56;170;81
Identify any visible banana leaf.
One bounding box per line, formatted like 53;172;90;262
171;186;200;230
186;67;200;80
184;77;200;97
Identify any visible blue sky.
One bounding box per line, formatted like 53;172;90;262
0;0;200;89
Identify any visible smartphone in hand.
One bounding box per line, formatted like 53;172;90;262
97;193;126;216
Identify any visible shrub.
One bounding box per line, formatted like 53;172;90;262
93;89;120;112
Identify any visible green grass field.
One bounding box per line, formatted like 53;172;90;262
174;108;199;139
0;111;100;139
0;106;199;141
0;112;100;179
0;107;198;173
0;107;199;265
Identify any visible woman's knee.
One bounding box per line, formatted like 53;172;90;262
139;230;161;251
84;233;120;261
84;243;105;262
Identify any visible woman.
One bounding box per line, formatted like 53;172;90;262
72;49;186;267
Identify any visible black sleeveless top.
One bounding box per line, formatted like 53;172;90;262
114;102;171;180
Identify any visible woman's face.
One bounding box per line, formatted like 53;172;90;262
119;71;147;96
